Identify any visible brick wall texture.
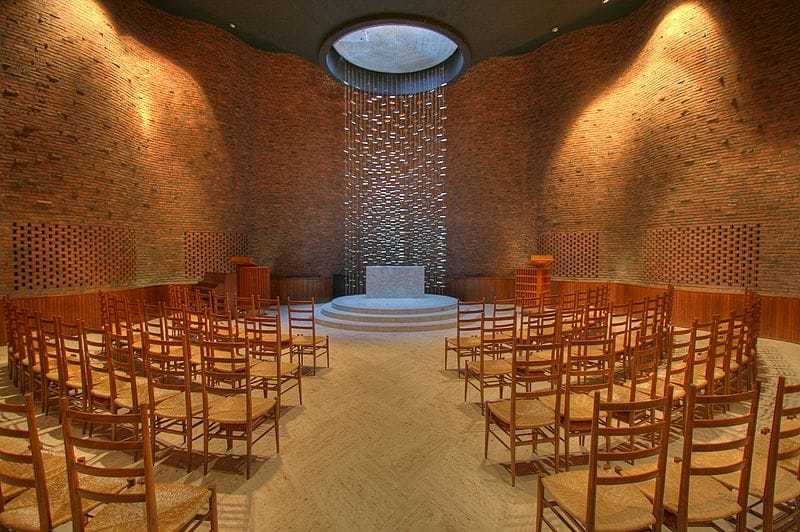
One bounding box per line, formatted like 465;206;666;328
2;0;799;296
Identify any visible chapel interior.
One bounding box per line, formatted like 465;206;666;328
1;0;800;530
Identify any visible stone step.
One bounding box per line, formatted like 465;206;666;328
315;311;455;333
330;294;457;315
321;306;455;323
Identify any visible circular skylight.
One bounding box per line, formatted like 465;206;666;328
332;24;458;74
320;19;470;95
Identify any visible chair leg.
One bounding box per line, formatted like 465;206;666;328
535;477;545;531
186;421;193;473
209;488;219;531
464;368;469;402
484;411;490;459
297;369;303;405
510;436;516;487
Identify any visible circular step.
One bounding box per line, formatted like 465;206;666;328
316;295;458;332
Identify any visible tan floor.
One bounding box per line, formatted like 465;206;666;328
1;328;798;531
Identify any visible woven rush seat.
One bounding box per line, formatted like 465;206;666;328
486;398;555;429
655;378;687;400
154;391;212;419
85;482;211;532
622;462;741;524
541;469;656;531
540;392;595;421
0;458;125;531
446;335;480;349
290;334;326;347
703;448;800;503
95;376;178;409
45;365;82;389
0;451;66;502
587;335;627;355
465;359;511;376
250;360;300;378
611;383;658;403
240;331;291;344
207;394;276;424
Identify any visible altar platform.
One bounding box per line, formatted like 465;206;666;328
316;266;457;332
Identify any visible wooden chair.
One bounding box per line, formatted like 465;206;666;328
199;340;279;479
60;400;218;531
3;299;22;389
34;315;59;413
82;324;114;416
608;301;632;374
485;339;561;485
715;377;800;530
521;305;560;347
246;315;302;405
143;336;203;472
464;312;513;411
51;318;87;412
287;298;330;375
537;388;673;532
542;337;614;469
0;394;76;531
444;299;483;372
632;384;760;530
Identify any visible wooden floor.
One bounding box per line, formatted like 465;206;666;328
1;325;798;531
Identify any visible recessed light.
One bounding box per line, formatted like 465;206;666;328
229;23;236;29
603;0;611;4
551;26;559;32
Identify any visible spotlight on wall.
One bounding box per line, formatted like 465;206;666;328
229;23;236;29
551;26;559;32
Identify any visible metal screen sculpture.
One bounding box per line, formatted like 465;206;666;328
343;65;448;294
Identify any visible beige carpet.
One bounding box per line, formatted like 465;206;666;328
1;327;797;531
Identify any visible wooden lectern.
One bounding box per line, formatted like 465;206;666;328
515;255;553;303
231;256;271;300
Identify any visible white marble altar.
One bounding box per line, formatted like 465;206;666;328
366;265;425;298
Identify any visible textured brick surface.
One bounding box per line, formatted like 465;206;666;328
448;0;800;294
0;0;343;294
2;0;799;297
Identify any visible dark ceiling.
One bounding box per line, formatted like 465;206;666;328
144;0;648;67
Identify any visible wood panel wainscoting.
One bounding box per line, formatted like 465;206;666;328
271;276;332;303
0;284;192;345
444;276;799;344
446;277;515;301
551;279;800;344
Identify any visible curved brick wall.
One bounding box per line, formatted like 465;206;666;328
0;0;343;294
2;0;799;296
447;0;800;294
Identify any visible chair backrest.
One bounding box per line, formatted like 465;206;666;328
142;336;192;412
455;300;483;343
105;328;139;411
138;301;165;342
664;325;694;390
60;400;157;531
627;328;661;401
206;310;238;342
523;306;560;345
244;314;282;364
678;384;760;527
608;301;631;355
162;304;188;341
81;324;109;393
586;388;673;531
0;394;51;529
56;318;85;392
199;340;253;397
287;298;316;339
560;306;585;340
255;297;281;318
562;338;614;410
691;317;716;385
36;315;59;376
581;304;609;341
760;376;800;527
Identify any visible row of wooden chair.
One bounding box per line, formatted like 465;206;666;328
2;293;331;480
535;376;800;532
0;395;218;531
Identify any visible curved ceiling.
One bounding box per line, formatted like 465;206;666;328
144;0;647;67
